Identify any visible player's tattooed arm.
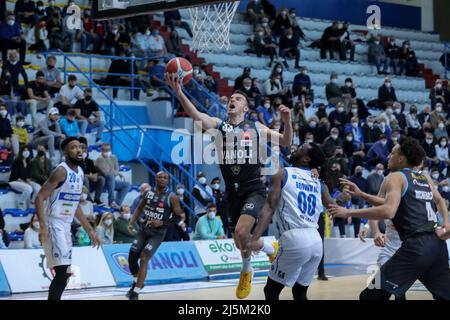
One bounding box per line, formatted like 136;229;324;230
35;166;66;245
75;206;101;248
248;169;283;250
165;73;220;130
329;173;404;220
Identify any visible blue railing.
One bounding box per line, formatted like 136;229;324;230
46;51;214;219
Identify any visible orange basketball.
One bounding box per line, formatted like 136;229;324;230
165;57;193;85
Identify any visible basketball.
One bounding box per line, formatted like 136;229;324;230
165;57;193;85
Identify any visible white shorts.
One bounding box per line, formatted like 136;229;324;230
269;228;323;288
43;219;73;268
377;230;402;266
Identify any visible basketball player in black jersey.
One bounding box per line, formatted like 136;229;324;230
126;171;184;300
166;73;292;299
329;137;450;300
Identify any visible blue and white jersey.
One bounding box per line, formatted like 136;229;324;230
274;167;323;236
46;162;84;224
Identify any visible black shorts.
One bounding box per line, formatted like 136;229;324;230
226;189;266;228
130;227;166;259
379;233;450;299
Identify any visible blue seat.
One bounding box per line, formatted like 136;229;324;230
8;231;24;241
3;208;28;217
0;166;11;173
88;145;102;153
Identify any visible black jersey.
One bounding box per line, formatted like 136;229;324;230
216;119;265;194
392;169;437;241
141;187;173;230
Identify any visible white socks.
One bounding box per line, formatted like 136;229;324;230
133;287;141;293
242;256;253;273
262;242;275;255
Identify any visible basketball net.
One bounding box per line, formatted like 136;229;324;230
188;1;240;53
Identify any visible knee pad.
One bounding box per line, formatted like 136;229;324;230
292;283;308;301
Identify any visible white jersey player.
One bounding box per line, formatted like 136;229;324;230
35;137;101;300
248;143;347;300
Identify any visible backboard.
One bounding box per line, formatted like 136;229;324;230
92;0;228;20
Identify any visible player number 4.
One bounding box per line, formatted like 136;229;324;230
426;202;437;222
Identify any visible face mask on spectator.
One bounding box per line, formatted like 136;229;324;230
394;108;401;114
16;121;25;127
0;110;7;118
331;133;338;140
351;122;358;128
123;213;131;220
286;34;293;39
386;108;393;115
385;82;391;87
346;136;353;142
103;151;112;158
38;6;44;10
337;106;344;113
345;82;352;87
258;31;264;37
436;106;443;113
309;121;317;128
207;211;216;219
104;219;113;226
426;138;433;145
244;85;251;91
439;123;445;129
145;30;151;36
81;193;88;201
379;122;386;129
367;121;374;128
351;108;358;114
440;141;447;148
177;188;185;196
331;78;337;84
305;139;313;144
198;177;207;185
302;70;307;75
264;103;271;109
262;22;268;27
23;150;30;158
377;170;384;176
112;29;119;35
392;136;398;143
7;19;15;26
436;84;442;90
276;67;282;73
212;183;220;190
380;139;387;146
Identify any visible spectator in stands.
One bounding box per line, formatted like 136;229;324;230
79;9;102;53
165;211;190;242
96;212;114;245
104;24;130;55
368;35;389;75
331;184;353;238
377;117;392;138
192;171;213;219
349;165;367;234
393;102;407;131
398;40;420;77
0;105;13;152
39;56;62;97
1;50;28;96
55;74;84;115
175;184;192;219
435;120;448;140
166;26;184;58
11;115;26;154
273;7;291;37
211;177;228;237
60;109;81;138
233;67;251;91
30;144;51;185
132;25;152;62
343;131;364;171
78;186;94;219
164;9;193;37
429;102;446;129
328;102;346;132
322;127;343;158
130;183;150;215
328;146;350;177
417;105;430;125
338;21;355;61
406;105;422;138
35;1;46;20
76;215;96;246
386;36;400;75
192;63;218;93
325;161;343;194
341;78;357;102
264;72;286;101
378;77;397;106
46;10;71;51
435;137;450;174
74;88;104;144
24;71;53;127
320;20;340;60
253;26;277;67
14;0;37;25
367;163;385;195
9;145;41;210
114;205;138;244
292;67;311;98
344;116;364;151
279;27;300;69
325;72;343;105
24;214;41;249
260;0;276;21
193;203;226;240
288;8;305;40
246;0;264;28
0;13;29;65
31;107;64;160
366;134;389;167
423;132;439;169
430;79;449;110
256;96;275;127
148;27;167;58
362;116;380;150
100;50;141;100
26;20;49;52
95;143;130;209
79;137;104;204
379;104;397;128
45;0;61;17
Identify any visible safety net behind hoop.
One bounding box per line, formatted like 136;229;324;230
188;1;240;53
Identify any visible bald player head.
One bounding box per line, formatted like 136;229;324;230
155;171;169;190
140;183;150;196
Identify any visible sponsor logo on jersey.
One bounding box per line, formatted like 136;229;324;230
414;190;433;200
412;179;430;188
145;210;164;221
411;173;427;181
231;165;241;175
244;202;255;210
58;192;81;202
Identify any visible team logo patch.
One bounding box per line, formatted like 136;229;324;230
222;123;233;133
244;203;255;210
145;244;153;251
111;252;131;275
231;166;241;175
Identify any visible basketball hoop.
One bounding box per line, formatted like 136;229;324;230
188;1;240;53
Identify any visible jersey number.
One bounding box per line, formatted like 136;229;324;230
426;202;437;222
297;192;317;217
68;173;76;183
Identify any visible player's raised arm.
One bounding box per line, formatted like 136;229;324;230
328;172;404;221
35;166;66;245
165;73;220;130
257;105;293;147
248;169;283;251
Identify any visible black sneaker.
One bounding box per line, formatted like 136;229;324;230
129;291;139;300
318;274;328;281
126;282;136;298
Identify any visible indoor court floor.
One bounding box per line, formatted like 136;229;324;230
2;265;433;300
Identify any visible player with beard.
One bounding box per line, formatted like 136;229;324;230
35;137;101;300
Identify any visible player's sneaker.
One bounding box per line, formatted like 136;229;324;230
267;241;279;263
129;291;139;300
236;271;253;299
125;282;136;298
